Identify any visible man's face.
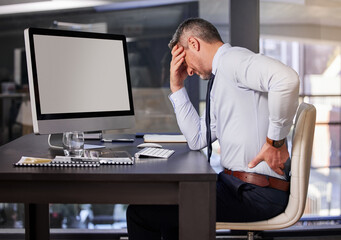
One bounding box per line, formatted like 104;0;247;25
180;40;211;80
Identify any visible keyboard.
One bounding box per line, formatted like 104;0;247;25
135;147;175;159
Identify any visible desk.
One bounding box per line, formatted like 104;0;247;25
0;134;217;240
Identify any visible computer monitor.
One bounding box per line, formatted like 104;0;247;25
24;28;135;135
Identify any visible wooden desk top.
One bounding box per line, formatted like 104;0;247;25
0;134;217;183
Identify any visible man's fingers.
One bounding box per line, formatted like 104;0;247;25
274;167;284;176
174;50;185;63
173;53;185;68
248;156;263;168
171;45;178;55
171;45;181;55
171;45;183;57
170;46;187;93
171;47;185;68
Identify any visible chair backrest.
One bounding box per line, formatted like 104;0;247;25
216;102;316;231
282;102;316;226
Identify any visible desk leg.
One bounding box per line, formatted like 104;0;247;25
179;181;216;240
25;203;50;240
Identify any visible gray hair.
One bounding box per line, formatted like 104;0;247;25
168;18;223;50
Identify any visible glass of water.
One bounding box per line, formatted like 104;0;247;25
62;131;84;157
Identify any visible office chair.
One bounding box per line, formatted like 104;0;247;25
216;102;316;240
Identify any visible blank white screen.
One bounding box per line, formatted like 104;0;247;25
33;35;131;114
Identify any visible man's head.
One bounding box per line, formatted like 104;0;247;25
168;18;223;50
169;18;223;80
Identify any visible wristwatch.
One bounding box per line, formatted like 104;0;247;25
266;137;286;148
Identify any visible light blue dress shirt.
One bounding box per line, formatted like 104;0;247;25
169;43;300;179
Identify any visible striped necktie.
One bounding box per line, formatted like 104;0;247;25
205;73;215;163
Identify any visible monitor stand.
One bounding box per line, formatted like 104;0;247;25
47;131;103;149
48;133;63;149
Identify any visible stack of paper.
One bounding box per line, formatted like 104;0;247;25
143;134;187;143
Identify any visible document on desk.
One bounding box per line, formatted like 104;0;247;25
14;156;100;167
143;134;187;143
14;152;134;167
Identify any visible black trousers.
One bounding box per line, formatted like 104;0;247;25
126;171;289;240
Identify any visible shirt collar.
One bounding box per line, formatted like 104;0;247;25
212;43;231;75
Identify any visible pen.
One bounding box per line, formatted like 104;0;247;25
70;157;99;162
101;138;134;142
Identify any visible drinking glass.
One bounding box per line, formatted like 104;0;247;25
62;131;84;157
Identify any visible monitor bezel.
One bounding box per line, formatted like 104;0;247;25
24;27;135;134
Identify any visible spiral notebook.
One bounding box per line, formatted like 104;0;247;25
14;156;101;167
14;151;134;168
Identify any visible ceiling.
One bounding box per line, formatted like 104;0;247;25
0;0;113;15
1;0;341;26
1;0;341;43
0;0;49;5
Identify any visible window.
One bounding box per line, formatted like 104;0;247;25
261;38;341;222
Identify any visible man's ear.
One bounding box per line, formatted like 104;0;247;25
188;37;200;51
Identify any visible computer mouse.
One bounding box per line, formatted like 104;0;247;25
137;143;162;148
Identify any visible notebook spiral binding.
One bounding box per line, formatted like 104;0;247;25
14;161;100;167
13;160;134;167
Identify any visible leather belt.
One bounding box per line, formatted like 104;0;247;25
224;169;289;192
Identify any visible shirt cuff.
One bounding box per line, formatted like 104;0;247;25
168;87;190;108
267;123;292;141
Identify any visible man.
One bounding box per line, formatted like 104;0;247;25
127;18;299;240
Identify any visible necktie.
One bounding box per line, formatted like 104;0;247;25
206;73;215;163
